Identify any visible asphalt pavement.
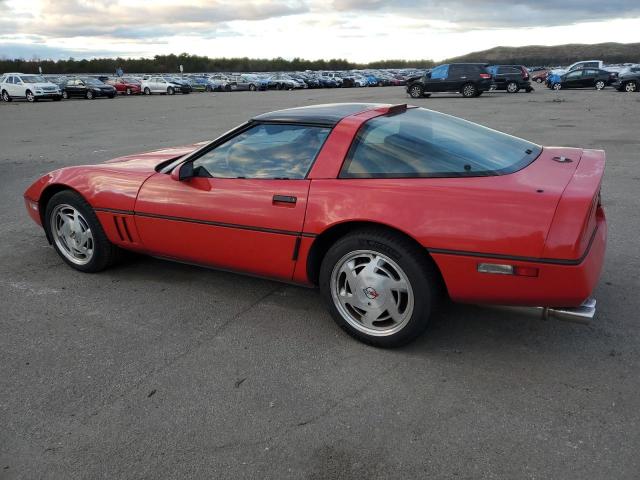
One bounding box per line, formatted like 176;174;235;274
1;85;639;479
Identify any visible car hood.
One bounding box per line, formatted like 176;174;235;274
101;142;208;172
31;82;59;89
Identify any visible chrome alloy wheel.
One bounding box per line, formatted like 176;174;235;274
625;81;637;92
595;80;605;90
462;84;475;96
50;204;94;265
330;250;414;337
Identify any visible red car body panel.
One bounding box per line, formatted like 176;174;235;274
24;104;607;308
108;79;142;94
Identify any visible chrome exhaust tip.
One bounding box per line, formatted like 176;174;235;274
541;297;596;324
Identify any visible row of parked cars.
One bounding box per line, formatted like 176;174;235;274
404;61;640;98
3;61;639;103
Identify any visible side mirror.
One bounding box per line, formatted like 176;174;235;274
171;162;194;181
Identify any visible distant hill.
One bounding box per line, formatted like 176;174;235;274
445;42;640;66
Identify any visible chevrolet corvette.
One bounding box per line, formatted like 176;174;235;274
24;103;607;347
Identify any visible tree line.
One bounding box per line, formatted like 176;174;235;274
0;53;436;74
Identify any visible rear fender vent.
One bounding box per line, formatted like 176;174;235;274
113;216;134;243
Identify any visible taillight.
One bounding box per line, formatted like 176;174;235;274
479;73;491;79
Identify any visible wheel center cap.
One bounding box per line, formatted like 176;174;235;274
363;287;380;300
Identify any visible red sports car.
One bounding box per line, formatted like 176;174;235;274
24;103;606;347
106;77;142;95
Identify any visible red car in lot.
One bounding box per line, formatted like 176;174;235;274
106;77;142;95
24;103;606;347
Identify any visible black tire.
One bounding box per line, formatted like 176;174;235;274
595;80;606;90
535;78;543;83
2;90;11;102
26;90;35;102
144;87;151;95
86;90;94;100
167;87;175;95
506;81;520;93
126;88;131;95
62;90;69;99
319;228;441;348
224;84;231;92
461;83;477;98
44;190;120;273
408;84;424;98
624;80;638;93
249;83;257;91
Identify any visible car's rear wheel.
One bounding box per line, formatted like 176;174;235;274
62;91;69;99
86;90;94;100
461;83;477;97
506;81;519;93
126;88;131;95
45;191;119;273
624;81;638;92
1;90;10;102
595;80;606;90
167;87;175;95
26;90;35;102
408;84;424;98
319;229;440;347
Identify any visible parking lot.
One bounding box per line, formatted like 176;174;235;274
1;86;639;479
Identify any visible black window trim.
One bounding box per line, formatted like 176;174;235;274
338;109;542;179
159;120;334;179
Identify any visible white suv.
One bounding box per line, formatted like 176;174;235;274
1;73;62;102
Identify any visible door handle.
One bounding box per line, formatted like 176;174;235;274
272;195;297;205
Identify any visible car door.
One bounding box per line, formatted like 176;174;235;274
581;69;597;87
562;70;583;88
424;65;449;92
134;122;332;280
6;76;18;96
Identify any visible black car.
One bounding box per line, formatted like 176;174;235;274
488;65;533;93
612;67;640;93
547;68;616;90
406;63;493;98
62;77;116;99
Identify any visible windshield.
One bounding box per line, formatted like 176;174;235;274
22;75;47;83
341;107;542;178
82;78;104;86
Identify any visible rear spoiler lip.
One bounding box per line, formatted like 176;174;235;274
542;148;606;260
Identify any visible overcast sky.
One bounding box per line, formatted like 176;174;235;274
1;0;639;62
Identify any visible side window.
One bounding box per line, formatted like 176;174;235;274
340;108;541;178
430;65;449;80
566;71;582;79
192;123;331;179
7;76;15;84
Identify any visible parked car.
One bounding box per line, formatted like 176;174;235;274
227;74;267;91
266;74;299;90
407;63;493;98
547;68;615;90
487;65;533;93
106;77;141;95
140;76;190;95
62;77;116;99
0;73;62;102
24;103;606;347
530;70;549;84
164;77;193;93
612;67;640;92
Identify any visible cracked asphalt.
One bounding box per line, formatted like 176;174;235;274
1;86;639;479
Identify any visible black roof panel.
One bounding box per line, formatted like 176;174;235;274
252;103;383;126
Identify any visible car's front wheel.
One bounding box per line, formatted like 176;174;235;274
26;90;36;102
461;83;477;97
62;91;69;99
319;229;440;347
167;87;175;95
86;90;94;99
144;87;151;95
44;190;119;273
624;81;638;92
408;84;424;98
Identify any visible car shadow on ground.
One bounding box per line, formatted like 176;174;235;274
110;254;610;361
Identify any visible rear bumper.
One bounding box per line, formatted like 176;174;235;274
431;208;607;307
